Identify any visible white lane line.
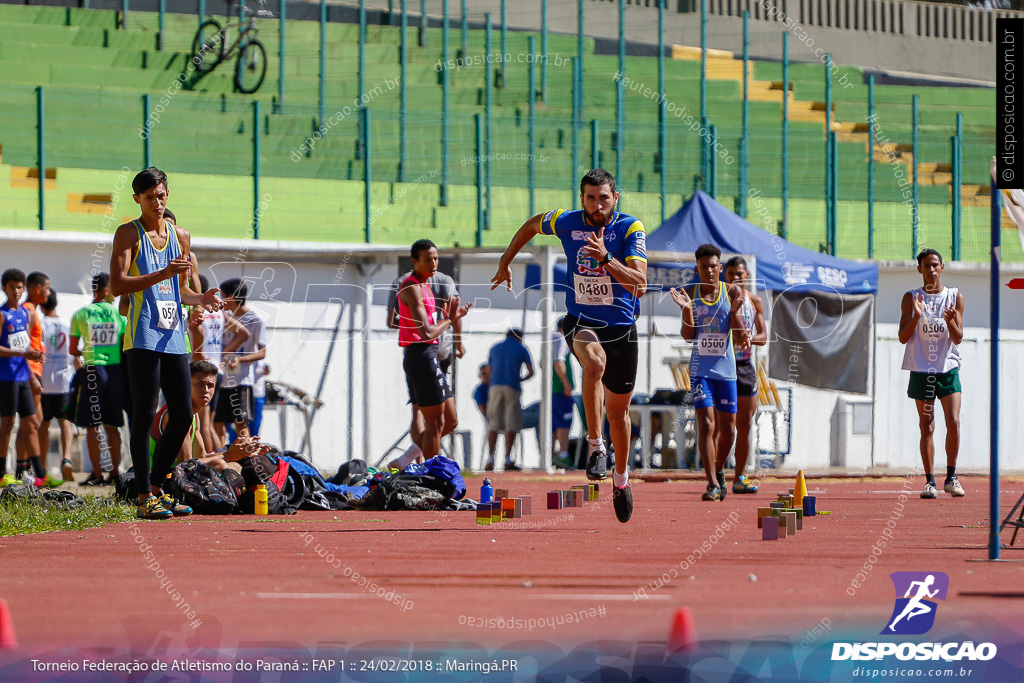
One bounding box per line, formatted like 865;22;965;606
539;593;671;601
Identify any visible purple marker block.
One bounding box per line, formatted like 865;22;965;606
762;516;780;541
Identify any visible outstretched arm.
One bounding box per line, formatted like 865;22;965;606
491;213;545;291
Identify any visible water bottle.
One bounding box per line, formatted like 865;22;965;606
255;484;269;515
480;478;493;504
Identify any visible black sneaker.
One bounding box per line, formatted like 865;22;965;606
586;451;608;481
80;474;104;487
503;461;522;472
613;484;633;523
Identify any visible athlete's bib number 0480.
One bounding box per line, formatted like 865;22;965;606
573;274;614;306
156;300;179;330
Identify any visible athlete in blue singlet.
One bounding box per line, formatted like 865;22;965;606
110;167;222;519
671;244;750;502
492;169;647;524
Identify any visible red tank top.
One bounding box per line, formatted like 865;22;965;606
398;274;439;347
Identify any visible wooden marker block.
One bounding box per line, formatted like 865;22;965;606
792;508;804;531
802;496;816;517
561;491;572;507
590;483;599;500
757;508;773;529
547;491;563;509
769;501;785;509
501;498;515;519
512;498;523;518
494;488;509;502
477;503;492;525
781;511;797;535
571;485;586;503
778;520;788;538
762;516;779;540
491;502;502;522
572;489;584;507
521;495;532;515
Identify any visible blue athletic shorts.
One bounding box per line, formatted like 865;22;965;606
692;376;738;414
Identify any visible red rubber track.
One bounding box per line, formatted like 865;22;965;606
3;474;1023;654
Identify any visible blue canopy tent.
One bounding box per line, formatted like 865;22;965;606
646;191;878;295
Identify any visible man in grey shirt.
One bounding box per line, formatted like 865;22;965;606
386;269;465;469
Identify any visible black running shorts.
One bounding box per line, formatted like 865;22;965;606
562;315;639;395
403;343;453;408
736;359;758;397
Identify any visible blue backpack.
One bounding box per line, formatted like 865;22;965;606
422;456;466;500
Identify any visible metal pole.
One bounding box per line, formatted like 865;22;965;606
441;0;449;205
709;124;717;199
953;113;963;260
158;0;165;50
363;107;372;242
616;0;624;184
121;0;127;30
460;0;467;59
36;86;44;231
239;0;245;22
739;10;749;218
540;245;555;472
252;100;261;239
912;94;919;258
318;0;326;127
529;35;536;216
420;0;427;47
400;0;408;182
359;0;366;110
198;0;204;25
825;53;832;138
475;113;484;246
825;54;833;252
659;0;666;223
541;0;548;103
571;57;579;209
500;0;507;87
700;0;707;123
781;31;789;239
868;74;875;258
577;0;584;106
989;171;1001;560
485;13;492;230
278;0;286;114
830;131;838;256
142;94;151;168
591;118;599;169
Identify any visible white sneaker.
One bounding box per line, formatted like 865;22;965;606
921;483;938;499
944;476;966;497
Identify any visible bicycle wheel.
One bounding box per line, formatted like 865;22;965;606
234;38;267;94
191;19;225;75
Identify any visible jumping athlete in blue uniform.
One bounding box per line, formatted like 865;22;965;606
492;169;647;523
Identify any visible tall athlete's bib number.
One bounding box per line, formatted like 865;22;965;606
88;322;118;347
922;320;946;338
156;300;179;330
697;332;728;357
8;330;29;351
573;274;614;306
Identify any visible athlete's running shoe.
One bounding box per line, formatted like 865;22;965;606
613;484;633;523
503;461;522;472
483;461;495;472
35;473;64;488
158;494;193;516
137;496;174;520
921;483;938;499
61;459;74;485
80;474;104;487
733;475;759;494
944;477;965;498
702;484;722;501
0;473;18;488
585;451;608;481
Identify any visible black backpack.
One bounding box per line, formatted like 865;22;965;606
167;460;239;515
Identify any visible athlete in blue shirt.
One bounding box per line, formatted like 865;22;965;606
671;244;750;502
492;169;646;523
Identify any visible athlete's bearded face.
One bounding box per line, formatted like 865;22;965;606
580;183;618;227
412;246;439;279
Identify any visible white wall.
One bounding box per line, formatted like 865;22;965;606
4;230;1023;475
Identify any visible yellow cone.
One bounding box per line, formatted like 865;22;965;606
794;470;807;510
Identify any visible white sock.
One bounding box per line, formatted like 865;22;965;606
613;471;628;489
395;443;422;469
588;437;604;453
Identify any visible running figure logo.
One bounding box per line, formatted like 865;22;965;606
882;572;949;635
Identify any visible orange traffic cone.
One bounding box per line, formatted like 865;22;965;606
794;470;807;510
0;600;18;651
667;607;697;653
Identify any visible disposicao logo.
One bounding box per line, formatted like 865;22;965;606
882;571;948;635
832;572;998;662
